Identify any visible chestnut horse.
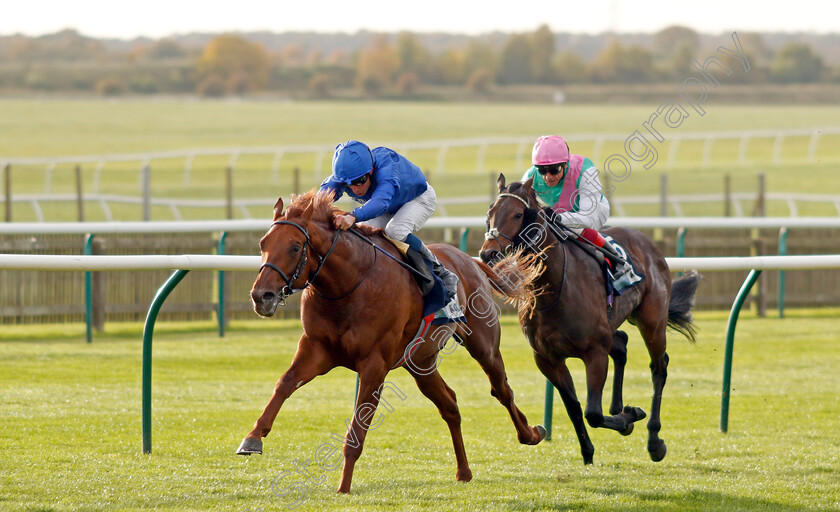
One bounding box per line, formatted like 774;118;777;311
238;190;545;494
479;175;699;465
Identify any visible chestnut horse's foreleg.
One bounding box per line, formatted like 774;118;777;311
534;353;594;464
237;335;333;455
608;330;629;416
462;334;545;445
337;357;388;494
408;363;472;483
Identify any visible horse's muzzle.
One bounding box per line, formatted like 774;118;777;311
479;249;500;266
251;288;281;317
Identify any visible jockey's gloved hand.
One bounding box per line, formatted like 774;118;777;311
541;206;558;224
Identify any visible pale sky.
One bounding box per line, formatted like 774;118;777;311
2;0;839;38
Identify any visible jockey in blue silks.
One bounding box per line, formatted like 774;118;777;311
319;140;459;301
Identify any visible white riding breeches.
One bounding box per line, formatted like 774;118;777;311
361;184;437;241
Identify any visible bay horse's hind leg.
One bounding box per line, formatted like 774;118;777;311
460;331;546;445
237;335;333;455
637;316;670;462
407;362;472;483
534;353;595;464
608;330;629;417
582;345;646;437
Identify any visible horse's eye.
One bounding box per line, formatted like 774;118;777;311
514;213;523;220
292;243;301;253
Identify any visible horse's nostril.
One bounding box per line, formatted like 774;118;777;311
252;289;275;304
480;250;499;265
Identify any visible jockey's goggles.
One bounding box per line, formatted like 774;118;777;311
349;173;371;186
537;162;566;176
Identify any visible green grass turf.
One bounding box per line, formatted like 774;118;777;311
1;310;838;511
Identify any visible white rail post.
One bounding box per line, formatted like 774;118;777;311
436;144;449;177
142;161;151;221
2;162;10;222
702;135;714;168
772;131;784;166
807;129;821;164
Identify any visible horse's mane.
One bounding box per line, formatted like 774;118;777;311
284;189;380;237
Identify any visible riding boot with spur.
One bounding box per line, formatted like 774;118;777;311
580;228;631;279
405;233;460;300
599;239;632;279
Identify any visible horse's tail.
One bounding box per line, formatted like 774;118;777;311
475;248;545;312
668;270;701;344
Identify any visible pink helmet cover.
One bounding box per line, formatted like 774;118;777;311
532;135;570;165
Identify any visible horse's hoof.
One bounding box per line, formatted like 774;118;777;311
236;436;263;455
648;439;667;462
456;468;473;482
535;425;547;443
619;422;634;436
624;405;647;422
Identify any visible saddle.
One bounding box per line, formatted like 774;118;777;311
384;235;435;296
543;218;624;302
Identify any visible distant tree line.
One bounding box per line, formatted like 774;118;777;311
0;25;837;98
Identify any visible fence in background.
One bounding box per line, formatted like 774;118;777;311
2;127;839;221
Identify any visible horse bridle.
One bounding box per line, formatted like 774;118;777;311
485;191;567;312
484;192;547;255
259;219;340;304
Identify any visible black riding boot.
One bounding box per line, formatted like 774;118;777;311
416;242;459;300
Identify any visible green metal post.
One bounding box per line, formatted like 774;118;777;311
217;232;228;337
676;227;686;277
778;228;788;319
543;379;554;441
355;374;360;405
460;228;470;253
142;269;190;454
84;234;95;343
720;269;762;433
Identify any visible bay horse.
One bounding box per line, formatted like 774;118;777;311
238;190;546;494
479;175;700;465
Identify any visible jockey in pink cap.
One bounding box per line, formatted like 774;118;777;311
522;135;630;276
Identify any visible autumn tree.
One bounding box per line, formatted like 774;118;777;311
196;35;269;94
588;38;655;83
396;32;430;80
463;40;497;81
652;25;698;75
497;33;534;84
356;36;400;95
772;42;824;83
143;39;187;60
553;51;587;83
531;25;556;83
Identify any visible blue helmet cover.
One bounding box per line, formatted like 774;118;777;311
332;140;373;184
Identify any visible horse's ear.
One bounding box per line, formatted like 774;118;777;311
273;197;284;220
522;177;534;193
497;173;507;192
300;200;315;221
521;177;535;201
